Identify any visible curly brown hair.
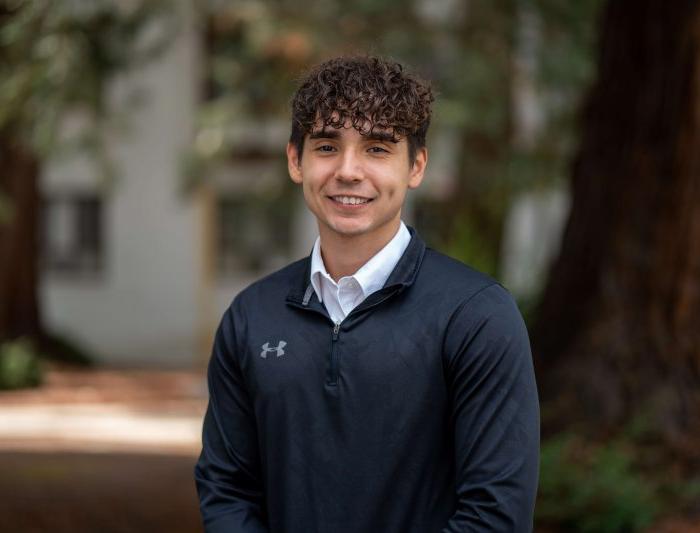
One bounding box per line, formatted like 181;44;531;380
289;55;434;165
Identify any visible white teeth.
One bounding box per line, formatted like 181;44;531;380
334;196;369;205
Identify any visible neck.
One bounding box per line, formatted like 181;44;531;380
319;220;402;281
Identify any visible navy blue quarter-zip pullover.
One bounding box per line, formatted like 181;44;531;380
194;228;540;532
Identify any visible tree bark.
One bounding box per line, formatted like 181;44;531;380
0;134;42;342
532;0;700;455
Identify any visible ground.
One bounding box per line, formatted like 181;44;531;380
0;451;202;533
0;364;206;533
2;364;699;533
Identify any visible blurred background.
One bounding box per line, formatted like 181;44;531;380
1;0;699;531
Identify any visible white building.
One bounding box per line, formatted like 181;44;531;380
39;4;250;368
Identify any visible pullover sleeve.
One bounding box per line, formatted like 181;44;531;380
441;284;540;533
194;305;269;533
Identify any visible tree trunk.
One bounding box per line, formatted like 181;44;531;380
0;134;42;342
532;0;700;455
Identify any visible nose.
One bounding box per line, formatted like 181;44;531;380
334;149;364;183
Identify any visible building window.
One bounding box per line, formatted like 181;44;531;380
217;193;293;275
41;193;103;275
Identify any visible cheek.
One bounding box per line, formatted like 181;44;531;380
302;183;313;202
301;167;328;192
388;189;404;202
299;173;315;193
384;178;407;198
302;181;322;208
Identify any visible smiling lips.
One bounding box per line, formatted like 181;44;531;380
329;195;373;206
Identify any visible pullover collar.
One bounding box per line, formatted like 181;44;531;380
287;226;426;307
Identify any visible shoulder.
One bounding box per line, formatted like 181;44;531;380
415;247;503;303
415;247;524;328
425;255;530;369
215;257;307;345
227;256;308;315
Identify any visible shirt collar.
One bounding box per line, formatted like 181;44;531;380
309;221;411;303
309;238;329;302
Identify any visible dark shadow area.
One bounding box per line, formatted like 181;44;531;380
0;451;202;533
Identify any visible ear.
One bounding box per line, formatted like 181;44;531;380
287;142;303;184
408;147;428;189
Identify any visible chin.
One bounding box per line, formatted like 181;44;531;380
331;224;371;237
322;217;371;236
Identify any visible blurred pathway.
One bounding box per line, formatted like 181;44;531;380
0;365;208;533
0;365;207;454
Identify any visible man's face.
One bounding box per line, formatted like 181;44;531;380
287;122;427;247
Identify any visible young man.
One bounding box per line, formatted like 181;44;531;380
195;56;540;532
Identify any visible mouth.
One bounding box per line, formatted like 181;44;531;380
328;195;374;206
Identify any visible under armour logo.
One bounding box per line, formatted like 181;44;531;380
260;341;287;358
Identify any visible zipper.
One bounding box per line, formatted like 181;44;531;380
329;321;341;386
286;298;343;386
325;289;401;386
287;286;402;387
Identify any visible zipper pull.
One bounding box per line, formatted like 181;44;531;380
333;321;340;339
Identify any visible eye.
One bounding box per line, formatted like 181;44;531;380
316;144;335;152
368;146;389;154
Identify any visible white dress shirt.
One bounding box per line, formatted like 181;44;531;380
310;222;411;324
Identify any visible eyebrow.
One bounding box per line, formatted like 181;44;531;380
308;129;340;140
366;131;398;143
308;129;399;143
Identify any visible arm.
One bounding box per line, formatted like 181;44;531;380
442;284;540;533
194;305;269;533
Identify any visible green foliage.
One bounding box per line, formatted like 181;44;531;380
0;0;176;162
512;290;541;330
444;215;499;277
537;433;658;533
0;190;14;225
0;338;43;390
671;478;700;507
